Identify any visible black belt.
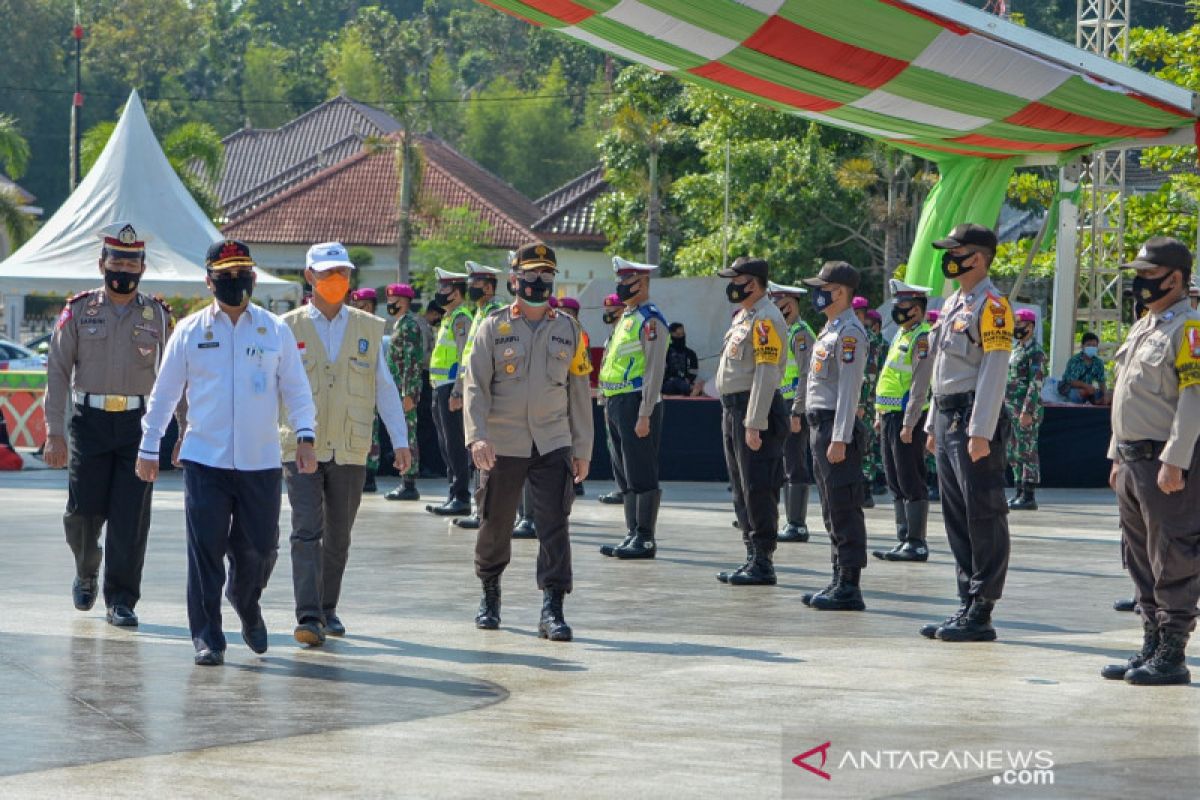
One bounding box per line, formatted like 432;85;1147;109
935;392;975;411
806;409;835;425
1117;440;1165;463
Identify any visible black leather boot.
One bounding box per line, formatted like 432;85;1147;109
809;567;866;611
884;501;929;562
861;481;875;509
362;471;377;493
538;588;572;641
937;597;997;641
1007;484;1025;508
920;597;970;639
1125;631;1191;686
1113;597;1137;612
873;499;909;559
728;549;776;585
427;498;471;516
717;544;753;583
600;492;638;556
1009;483;1038;511
778;484;810;543
615;490;659;559
72;575;99;612
386;479;420;501
475;576;501;630
802;563;839;606
1102;622;1158;680
597;490;624;505
512;518;537;539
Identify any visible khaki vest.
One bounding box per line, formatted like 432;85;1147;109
280;307;384;465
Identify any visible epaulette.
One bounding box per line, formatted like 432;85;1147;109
151;295;172;315
638;302;668;324
68;289;99;305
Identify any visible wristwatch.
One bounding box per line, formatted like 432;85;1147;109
297;435;315;445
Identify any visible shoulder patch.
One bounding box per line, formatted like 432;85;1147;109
645;319;658;341
753;319;783;365
55;303;74;330
570;326;592;376
1177;320;1200;389
841;335;858;363
980;296;1014;353
914;332;930;360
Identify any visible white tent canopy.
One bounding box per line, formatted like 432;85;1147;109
0;89;297;337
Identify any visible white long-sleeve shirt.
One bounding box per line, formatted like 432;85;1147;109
140;302;317;471
303;304;408;449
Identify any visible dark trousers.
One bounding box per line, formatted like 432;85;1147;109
417;370;440;477
1116;443;1200;634
935;405;1011;601
721;391;787;554
881;410;929;502
284;460;366;625
808;411;867;568
432;383;470;502
64;405;152;609
182;461;282;653
604;391;663;494
474;446;575;592
782;419;812;485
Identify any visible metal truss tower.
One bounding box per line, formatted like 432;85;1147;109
1075;0;1131;337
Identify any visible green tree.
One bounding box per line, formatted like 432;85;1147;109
411;204;494;293
324;26;389;102
241;43;294;128
0;114;34;249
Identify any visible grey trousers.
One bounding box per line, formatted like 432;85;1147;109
284;460;366;624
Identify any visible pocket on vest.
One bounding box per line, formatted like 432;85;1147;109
347;358;373;397
345;406;374;451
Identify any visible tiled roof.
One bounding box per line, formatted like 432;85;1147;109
220;134;542;250
1122;149;1199;194
217;95;402;220
533;165;607;244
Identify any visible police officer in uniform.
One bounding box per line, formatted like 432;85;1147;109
44;222;172;626
872;279;934;563
713;257;788;586
919;223;1014;642
1102;237;1200;686
597;293;627;506
768;282;815;543
798;262;870;610
464;243;593;641
452;261;506;530
427;268;473;516
597;257;669;559
1005;309;1046;511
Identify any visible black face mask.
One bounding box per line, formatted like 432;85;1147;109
387;303;403;316
941;251;975;279
1014;325;1030;340
616;281;640;302
435;290;456;306
518;275;552;306
467;286;486;302
726;281;753;304
671;335;686;348
211;272;254;308
891;304;914;326
811;288;835;312
105;269;141;295
1132;271;1178;306
602;310;620;325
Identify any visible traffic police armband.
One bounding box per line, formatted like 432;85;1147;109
753;320;783;365
1176;321;1200;389
570;336;592;376
980;295;1014;353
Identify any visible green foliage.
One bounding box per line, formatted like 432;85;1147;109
0;115;31;181
411;204;494;293
347;246;375;268
241;44;294;129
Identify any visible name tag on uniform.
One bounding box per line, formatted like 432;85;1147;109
198;341;220;349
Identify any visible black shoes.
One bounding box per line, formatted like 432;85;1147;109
1125;631;1191;686
538;588;572;641
777;523;809;542
294;620;326;647
920;598;970;638
1114;597;1136;612
878;540;929;562
73;576;98;611
728;553;776;586
1102;623;1159;680
597;491;624;505
936;598;997;642
427;498;471;516
615;534;656;559
611;490;660;560
1009;482;1038;511
717;546;754;584
861;486;875;509
454;514;481;529
475;576;501;630
802;565;839;606
242;616;269;654
601;493;638;556
106;605;138;627
574;483;585;496
323;613;346;637
512;518;537;539
194;648;224;666
385;482;420;501
778;484;810;542
808;568;866;611
363;472;377;493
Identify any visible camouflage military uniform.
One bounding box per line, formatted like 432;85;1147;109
859;328;886;484
1004;338;1045;485
387;311;425;477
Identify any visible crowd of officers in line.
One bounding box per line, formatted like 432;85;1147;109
44;220;1200;685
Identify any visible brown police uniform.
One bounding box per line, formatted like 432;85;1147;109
46;287;171;613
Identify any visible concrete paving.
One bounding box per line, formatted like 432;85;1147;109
0;470;1196;799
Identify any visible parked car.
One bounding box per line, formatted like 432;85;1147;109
0;338;47;370
23;333;52;355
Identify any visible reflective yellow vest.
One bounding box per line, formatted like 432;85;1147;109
876;322;932;413
598;302;665;396
779;320;814;400
429;304;473;385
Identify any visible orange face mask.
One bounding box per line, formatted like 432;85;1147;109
315;272;350;304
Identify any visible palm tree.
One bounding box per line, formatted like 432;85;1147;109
0;114;34;251
82;119;224;221
611;104;682;266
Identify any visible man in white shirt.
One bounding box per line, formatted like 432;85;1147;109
136;240;318;666
281;242;412;647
